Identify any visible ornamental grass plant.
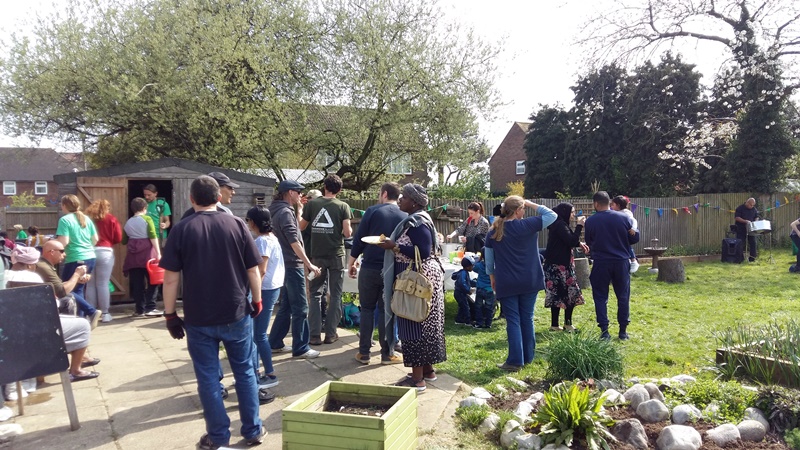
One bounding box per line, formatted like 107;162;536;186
540;331;624;383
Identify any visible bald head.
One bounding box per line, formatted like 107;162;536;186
42;240;66;264
746;198;756;209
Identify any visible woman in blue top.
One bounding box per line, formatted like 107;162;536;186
485;196;556;371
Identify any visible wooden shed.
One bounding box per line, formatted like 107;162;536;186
53;158;276;303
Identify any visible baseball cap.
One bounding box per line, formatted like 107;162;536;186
277;179;305;193
461;256;475;268
208;172;240;189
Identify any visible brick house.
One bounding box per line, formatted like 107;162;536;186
0;148;84;207
488;121;531;195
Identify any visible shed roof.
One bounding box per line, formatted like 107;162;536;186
0;147;84;181
53;157;276;187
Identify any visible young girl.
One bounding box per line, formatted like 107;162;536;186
122;197;161;317
246;206;284;388
611;195;640;273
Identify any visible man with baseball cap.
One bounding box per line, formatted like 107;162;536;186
268;180;321;358
181;172;241;219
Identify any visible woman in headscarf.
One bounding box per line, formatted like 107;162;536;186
543;203;586;332
485;196;556;371
378;184;445;391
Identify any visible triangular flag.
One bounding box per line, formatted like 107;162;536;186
672;208;678;215
578;209;583;216
703;203;710;207
776;200;780;207
785;197;789;205
630;204;637;213
766;207;772;212
683;207;691;215
694;203;699;212
442;204;447;211
645;207;650;217
657;208;663;217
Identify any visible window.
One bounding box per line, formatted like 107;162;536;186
3;181;16;195
315;152;339;170
387;154;412;175
35;181;48;195
516;160;526;175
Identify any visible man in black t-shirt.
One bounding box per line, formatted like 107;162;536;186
159;175;266;448
734;198;760;262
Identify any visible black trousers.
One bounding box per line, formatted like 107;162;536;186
736;230;757;260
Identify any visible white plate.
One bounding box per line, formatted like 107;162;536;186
361;236;386;245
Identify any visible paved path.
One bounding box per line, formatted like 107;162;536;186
2;305;468;449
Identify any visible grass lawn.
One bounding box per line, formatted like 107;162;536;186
438;248;800;387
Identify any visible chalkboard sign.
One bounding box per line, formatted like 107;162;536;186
0;285;69;385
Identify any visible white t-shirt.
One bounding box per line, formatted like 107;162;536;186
622;209;638;231
256;234;285;291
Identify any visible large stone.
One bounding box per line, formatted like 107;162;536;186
670;375;696;384
744;407;770;432
525;392;545;410
500;419;525;449
506;376;529;389
514;401;535;422
459;396;487;408
656;425;702;450
630;390;650;410
471;387;493;400
737;419;767;442
624;384;650;402
671;404;702;425
597;379;622;390
604;388;626;405
515;433;542;450
612;418;648;450
706;423;740;446
644;382;666;402
637;399;670;423
478;413;501;434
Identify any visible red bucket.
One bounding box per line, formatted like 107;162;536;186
147;259;165;285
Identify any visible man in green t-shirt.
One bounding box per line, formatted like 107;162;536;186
143;184;172;246
299;174;352;345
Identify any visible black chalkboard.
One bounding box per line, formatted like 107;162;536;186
0;285;69;385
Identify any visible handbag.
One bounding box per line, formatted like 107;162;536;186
391;246;433;322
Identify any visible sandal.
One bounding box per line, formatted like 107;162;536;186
395;377;426;392
70;371;100;382
407;370;437;382
81;358;101;368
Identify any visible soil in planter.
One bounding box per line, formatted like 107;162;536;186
324;399;392;417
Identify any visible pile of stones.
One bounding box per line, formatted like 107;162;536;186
459;375;771;450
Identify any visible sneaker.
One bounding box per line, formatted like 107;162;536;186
564;325;578;333
619;332;630;341
258;388;275;405
145;309;163;317
600;330;611;341
198;434;225;450
355;353;370;365
294;349;320;359
630;260;640;274
455;321;470;326
381;355;402;365
258;374;280;389
395;377;426;392
496;362;522;372
131;312;144;318
245;426;267;446
407;371;437;382
90;310;103;330
3;383;28;401
221;386;229;400
549;326;563;331
323;334;339;344
272;345;292;353
101;313;113;323
394;343;403;353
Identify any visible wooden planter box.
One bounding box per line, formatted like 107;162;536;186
716;343;800;388
282;381;418;450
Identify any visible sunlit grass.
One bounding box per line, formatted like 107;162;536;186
439;248;800;386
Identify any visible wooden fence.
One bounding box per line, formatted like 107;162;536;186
1;207;61;239
346;192;800;256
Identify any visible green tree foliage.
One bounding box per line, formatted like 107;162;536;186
0;0;499;192
523;105;569;198
429;166;489;200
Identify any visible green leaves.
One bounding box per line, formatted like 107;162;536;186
534;382;616;449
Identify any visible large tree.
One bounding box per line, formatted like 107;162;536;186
523;105;570;198
581;0;800;192
0;0;498;191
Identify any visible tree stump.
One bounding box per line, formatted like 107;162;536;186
574;258;591;290
656;258;686;283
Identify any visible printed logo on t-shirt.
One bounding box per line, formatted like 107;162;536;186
312;208;335;234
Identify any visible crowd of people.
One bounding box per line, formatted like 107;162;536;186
9;173;794;448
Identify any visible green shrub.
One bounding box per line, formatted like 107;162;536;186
754;386;800;433
455;404;491;429
541;332;624;382
665;378;756;424
785;428;800;450
533;382;616;450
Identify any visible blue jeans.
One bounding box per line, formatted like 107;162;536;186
590;259;631;330
252;288;280;375
474;288;496;327
267;267;311;356
499;292;537;366
185;315;262;445
62;259;97;317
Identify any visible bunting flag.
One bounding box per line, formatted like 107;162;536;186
658;208;663;217
683;207;691;215
644;207;650;217
578;209;583;216
776;200;781;208
672;208;678;215
630;204;637;213
785;197;790;205
693;203;699;212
